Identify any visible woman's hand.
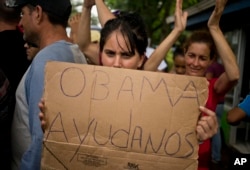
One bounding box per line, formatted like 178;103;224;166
207;0;227;30
196;106;218;142
174;0;188;33
38;98;47;133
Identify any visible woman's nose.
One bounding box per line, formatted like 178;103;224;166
193;57;199;66
113;56;122;68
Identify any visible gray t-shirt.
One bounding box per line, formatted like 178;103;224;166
11;41;87;170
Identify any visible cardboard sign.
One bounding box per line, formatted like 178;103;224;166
41;61;208;170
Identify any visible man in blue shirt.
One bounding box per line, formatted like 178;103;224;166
10;0;87;170
227;95;250;125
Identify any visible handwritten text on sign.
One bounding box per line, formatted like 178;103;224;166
42;61;208;169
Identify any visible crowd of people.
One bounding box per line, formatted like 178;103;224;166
0;0;248;169
0;0;31;169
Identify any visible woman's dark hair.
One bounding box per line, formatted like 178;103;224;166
173;46;184;60
183;30;216;60
100;12;148;56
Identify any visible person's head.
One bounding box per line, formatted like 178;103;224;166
183;30;216;77
91;30;100;44
24;41;39;60
99;12;148;70
0;0;20;24
173;47;185;75
14;0;71;44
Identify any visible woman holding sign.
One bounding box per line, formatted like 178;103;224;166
39;0;219;168
75;0;218;140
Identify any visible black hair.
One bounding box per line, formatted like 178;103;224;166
173;46;184;60
99;12;148;56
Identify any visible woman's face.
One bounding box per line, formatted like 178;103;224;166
101;31;144;70
184;42;212;77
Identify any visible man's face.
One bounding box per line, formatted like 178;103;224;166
19;5;36;42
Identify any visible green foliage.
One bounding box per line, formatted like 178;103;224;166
70;0;202;46
106;0;202;46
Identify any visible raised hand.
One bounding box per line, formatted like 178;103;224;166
84;0;95;8
174;0;188;33
207;0;228;29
